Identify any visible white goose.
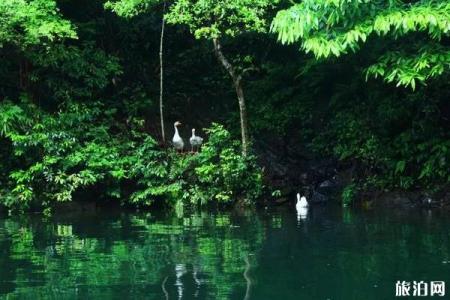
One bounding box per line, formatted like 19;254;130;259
172;121;184;152
296;193;308;209
189;128;203;152
296;193;308;221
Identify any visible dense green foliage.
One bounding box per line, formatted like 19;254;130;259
0;0;448;211
249;53;449;198
0;99;262;211
271;0;449;89
105;0;276;37
0;0;76;47
270;0;449;200
164;0;276;39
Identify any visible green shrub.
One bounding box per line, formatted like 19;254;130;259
0;100;263;212
129;124;264;207
193;124;264;205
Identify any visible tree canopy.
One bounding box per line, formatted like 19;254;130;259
0;0;76;48
271;0;450;89
165;0;277;39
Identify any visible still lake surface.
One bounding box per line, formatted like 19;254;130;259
0;205;449;299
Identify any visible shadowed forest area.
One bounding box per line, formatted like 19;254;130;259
0;0;449;213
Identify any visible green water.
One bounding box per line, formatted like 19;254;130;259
0;206;449;299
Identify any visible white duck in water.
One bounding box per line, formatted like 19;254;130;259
189;128;203;152
172;121;184;152
296;193;308;209
296;193;308;221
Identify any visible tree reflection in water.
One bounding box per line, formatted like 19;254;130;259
0;210;265;299
1;207;450;300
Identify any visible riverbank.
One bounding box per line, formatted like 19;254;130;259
257;138;450;209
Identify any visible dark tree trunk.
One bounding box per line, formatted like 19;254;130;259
213;38;249;156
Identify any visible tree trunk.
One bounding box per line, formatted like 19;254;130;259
235;79;249;156
159;0;167;143
213;38;249;156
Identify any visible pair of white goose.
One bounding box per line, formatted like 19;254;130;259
172;121;203;152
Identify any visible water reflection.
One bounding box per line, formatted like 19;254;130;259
0;210;264;299
296;206;308;222
0;207;449;299
243;255;252;300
